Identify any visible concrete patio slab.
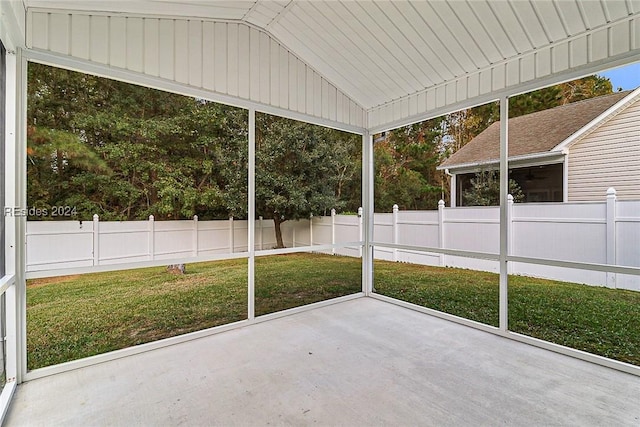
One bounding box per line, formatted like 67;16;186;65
5;297;640;426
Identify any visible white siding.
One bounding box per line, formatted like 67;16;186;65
568;97;640;201
26;10;366;129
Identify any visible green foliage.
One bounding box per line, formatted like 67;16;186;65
28;63;248;221
462;170;525;206
28;64;360;229
256;114;361;247
374;118;445;212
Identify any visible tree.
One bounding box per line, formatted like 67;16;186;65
28;63;248;221
255;114;360;248
462;171;524;206
374;118;445;212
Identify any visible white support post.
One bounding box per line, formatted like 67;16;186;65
248;108;256;320
192;215;198;257
499;96;509;332
606;188;617;288
292;223;296;248
362;131;374;295
507;195;514;274
4;48;21;384
358;207;363;258
331;208;336;255
309;214;314;246
392;204;399;262
93;214;100;266
148;215;155;260
229;216;234;253
438;200;445;266
450;174;457;207
15;50;27;382
259;216;263;251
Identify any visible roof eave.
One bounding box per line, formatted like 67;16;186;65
438;151;566;173
552;87;640;152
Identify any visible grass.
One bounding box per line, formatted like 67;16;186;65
27;253;361;370
27;254;640;370
374;262;640;365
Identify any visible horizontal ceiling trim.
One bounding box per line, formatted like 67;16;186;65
24;49;366;135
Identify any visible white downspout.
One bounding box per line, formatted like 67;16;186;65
445;169;456;207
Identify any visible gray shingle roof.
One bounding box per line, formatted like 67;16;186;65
439;90;632;169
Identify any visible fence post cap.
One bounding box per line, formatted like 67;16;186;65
331;208;336;216
392;204;399;212
93;214;99;221
193;215;198;221
606;187;616;196
357;207;363;217
149;215;154;221
507;194;514;202
438;200;445;208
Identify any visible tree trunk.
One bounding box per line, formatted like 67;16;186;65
273;215;285;248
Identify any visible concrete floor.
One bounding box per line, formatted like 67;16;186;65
5;297;640;426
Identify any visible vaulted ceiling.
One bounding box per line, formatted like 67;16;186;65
17;1;640;131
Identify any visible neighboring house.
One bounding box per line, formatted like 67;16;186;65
438;88;640;206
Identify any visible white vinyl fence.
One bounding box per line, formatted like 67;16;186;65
27;190;639;290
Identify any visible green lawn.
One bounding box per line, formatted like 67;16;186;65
374;262;640;365
27;254;640;370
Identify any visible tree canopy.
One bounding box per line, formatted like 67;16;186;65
28;63;249;221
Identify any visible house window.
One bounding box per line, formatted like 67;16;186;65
510;163;563;203
456;163;564;206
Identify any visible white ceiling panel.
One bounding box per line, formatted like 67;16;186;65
19;0;640;131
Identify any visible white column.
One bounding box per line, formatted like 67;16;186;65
192;215;198;257
4;48;23;383
392;204;399;262
259;216;263;251
358;207;363;258
247;108;255;320
331;208;336;255
148;215;155;260
507;195;514;274
309;214;314;246
93;214;100;265
499;96;509;332
362;132;374;295
606;188;617;288
438;200;445;266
